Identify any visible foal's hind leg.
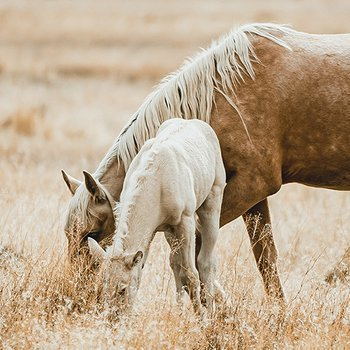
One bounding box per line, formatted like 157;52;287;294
196;184;224;314
242;199;284;300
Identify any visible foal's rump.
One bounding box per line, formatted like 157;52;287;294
155;119;225;209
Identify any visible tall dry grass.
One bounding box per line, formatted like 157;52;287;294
1;0;350;348
1;216;350;348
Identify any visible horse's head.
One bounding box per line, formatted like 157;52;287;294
88;237;144;310
61;170;116;265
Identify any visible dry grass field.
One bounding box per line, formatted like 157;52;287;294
1;0;350;348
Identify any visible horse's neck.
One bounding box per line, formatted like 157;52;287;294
97;157;125;201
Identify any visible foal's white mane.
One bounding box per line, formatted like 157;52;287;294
95;23;291;176
111;201;124;255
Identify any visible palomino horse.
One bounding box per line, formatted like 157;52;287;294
62;23;350;300
87;119;226;314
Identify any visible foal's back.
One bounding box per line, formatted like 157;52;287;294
126;118;224;218
157;119;224;221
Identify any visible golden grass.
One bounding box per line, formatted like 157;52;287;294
1;106;45;136
325;248;350;285
1;0;350;348
1;218;350;348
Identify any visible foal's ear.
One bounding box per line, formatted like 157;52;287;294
88;237;107;261
126;251;143;269
83;171;105;201
61;169;81;195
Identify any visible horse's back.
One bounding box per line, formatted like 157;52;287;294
279;31;350;188
216;29;350;191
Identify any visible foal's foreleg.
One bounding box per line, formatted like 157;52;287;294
174;215;202;314
164;231;187;302
164;229;215;304
242;198;284;300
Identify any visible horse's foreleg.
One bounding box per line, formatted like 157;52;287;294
242;198;284;300
219;172;284;301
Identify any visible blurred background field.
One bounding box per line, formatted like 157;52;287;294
1;0;350;348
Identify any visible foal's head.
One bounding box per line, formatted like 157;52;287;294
88;237;144;309
62;170;115;265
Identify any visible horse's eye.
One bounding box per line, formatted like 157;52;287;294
119;287;127;297
87;231;100;240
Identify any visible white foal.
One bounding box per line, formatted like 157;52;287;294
88;118;226;314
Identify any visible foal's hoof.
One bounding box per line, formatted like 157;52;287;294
213;279;227;303
196;305;210;324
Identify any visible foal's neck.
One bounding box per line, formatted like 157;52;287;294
115;173;162;255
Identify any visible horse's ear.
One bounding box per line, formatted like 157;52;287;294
126;251;143;269
61;170;81;195
83;171;105;201
88;237;107;261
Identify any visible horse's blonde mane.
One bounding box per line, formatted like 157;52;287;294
95;23;291;176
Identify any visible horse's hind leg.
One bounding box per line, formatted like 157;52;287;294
196;183;224;314
242;198;284;300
